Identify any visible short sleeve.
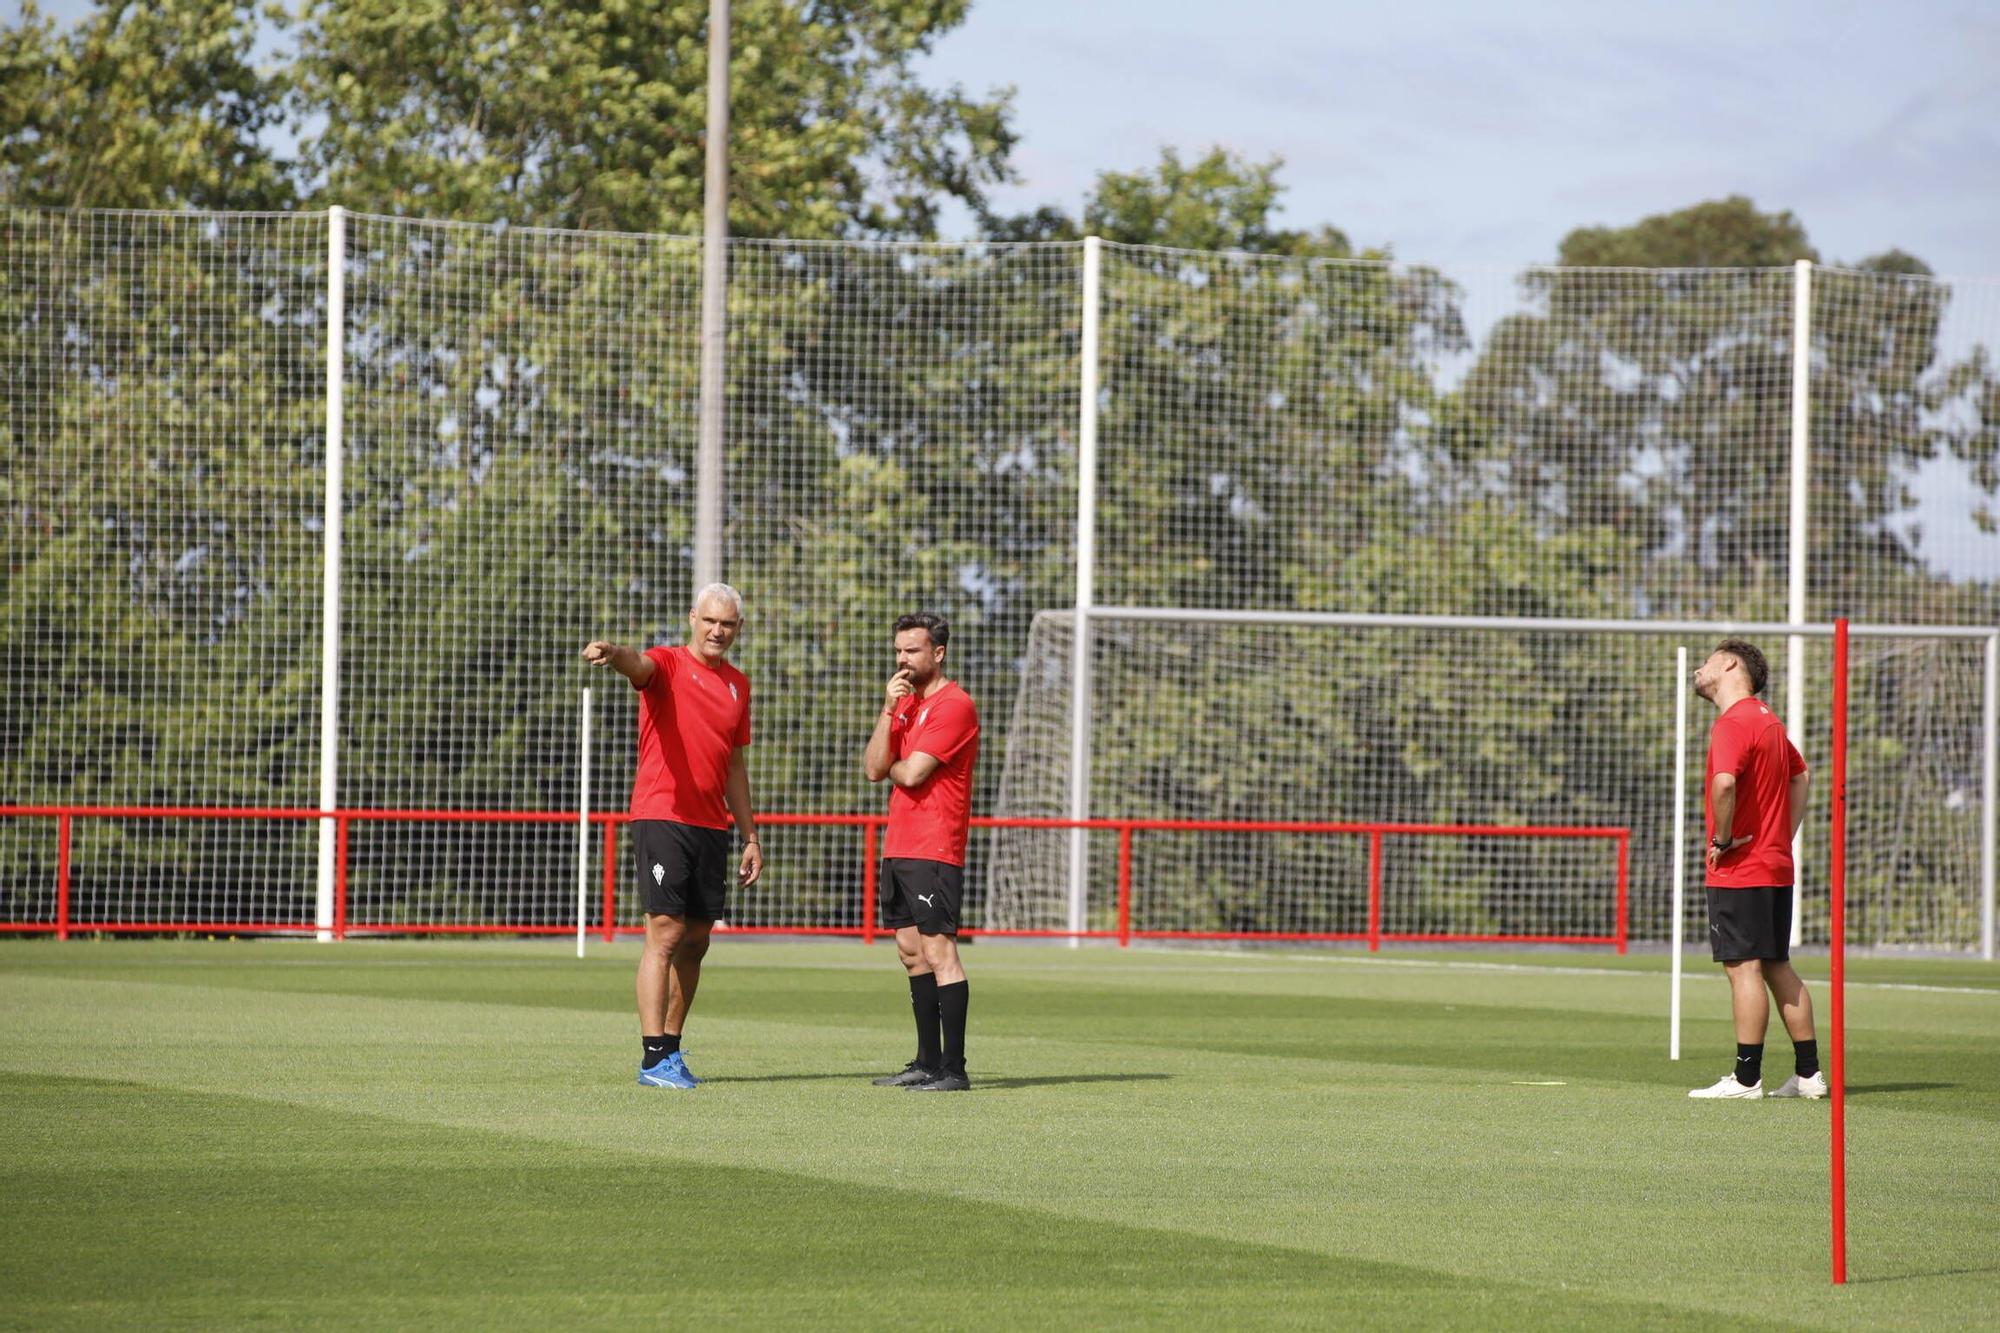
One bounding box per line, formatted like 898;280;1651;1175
640;645;676;692
735;676;752;748
1786;737;1807;777
1710;715;1749;777
914;695;978;763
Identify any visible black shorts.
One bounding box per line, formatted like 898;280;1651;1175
880;858;964;937
632;820;731;920
1707;886;1793;962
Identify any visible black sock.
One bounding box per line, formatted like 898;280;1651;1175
938;979;969;1075
1735;1042;1763;1088
1793;1039;1819;1079
642;1035;670;1069
909;972;941;1069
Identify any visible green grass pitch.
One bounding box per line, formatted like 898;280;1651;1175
1;938;1995;1328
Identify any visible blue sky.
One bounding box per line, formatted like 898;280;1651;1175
920;0;2000;277
11;0;1997;276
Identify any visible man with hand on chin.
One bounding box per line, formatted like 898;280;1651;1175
863;612;980;1092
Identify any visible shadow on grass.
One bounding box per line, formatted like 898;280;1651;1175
699;1071;884;1084
1845;1082;1956;1097
700;1072;1174;1090
1850;1263;2000;1285
975;1072;1171;1091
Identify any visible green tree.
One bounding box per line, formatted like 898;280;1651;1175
0;0;292;209
1071;148;1455;609
288;0;1016;237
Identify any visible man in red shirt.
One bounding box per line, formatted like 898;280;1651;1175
582;583;762;1090
1689;638;1824;1100
862;611;980;1092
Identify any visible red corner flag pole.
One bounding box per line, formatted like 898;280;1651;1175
1829;617;1849;1285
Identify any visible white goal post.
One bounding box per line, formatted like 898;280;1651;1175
1002;607;1996;959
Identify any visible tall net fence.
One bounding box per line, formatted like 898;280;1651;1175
2;208;1995;946
0;210;326;929
991;614;1988;950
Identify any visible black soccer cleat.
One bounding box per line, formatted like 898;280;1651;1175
871;1060;939;1087
907;1068;971;1092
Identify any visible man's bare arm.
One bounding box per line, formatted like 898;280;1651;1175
863;670;913;782
581;640;656;689
1788;770;1810;840
726;747;762;886
888;751;942;790
1706;772;1739;872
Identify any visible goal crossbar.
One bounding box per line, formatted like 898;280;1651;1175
1053;607;2000;639
1037;605;1998;963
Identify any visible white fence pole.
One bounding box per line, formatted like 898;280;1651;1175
1065;236;1103;944
577;688;593;960
1985;633;1997;961
1787;257;1812;950
1672;646;1689;1059
316;206;346;943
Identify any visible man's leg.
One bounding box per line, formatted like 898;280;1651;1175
918;932;969;1087
897;924;941;1072
665;917;713;1037
636;912;689;1081
1763;960;1823;1092
1725;958;1769;1087
638;912;685;1040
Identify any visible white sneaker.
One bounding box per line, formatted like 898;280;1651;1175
1688;1074;1763;1099
1770;1072;1828;1099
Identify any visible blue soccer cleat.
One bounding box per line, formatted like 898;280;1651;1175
637;1050;699;1089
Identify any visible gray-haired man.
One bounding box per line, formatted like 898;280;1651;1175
583;583;763;1089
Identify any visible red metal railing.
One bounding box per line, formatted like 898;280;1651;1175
0;805;1629;951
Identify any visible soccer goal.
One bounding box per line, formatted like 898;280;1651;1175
990;608;1997;956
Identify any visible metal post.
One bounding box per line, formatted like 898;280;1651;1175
1064;236;1103;943
1672;645;1688;1059
577;688;592;960
1828;617;1850;1285
316;206;346;943
692;0;731;592
1985;633;1997;961
1786;258;1812;949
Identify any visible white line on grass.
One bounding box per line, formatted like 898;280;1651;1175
1160;948;2000;997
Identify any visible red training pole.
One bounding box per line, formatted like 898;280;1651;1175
1829;617;1849;1285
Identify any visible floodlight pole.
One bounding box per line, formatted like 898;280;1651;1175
1065;237;1103;944
693;0;730;592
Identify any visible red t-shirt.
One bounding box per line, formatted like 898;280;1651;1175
1704;696;1807;888
629;645;751;830
884;681;979;865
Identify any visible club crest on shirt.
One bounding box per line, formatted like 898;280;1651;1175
728;681;738;701
917;706;930;728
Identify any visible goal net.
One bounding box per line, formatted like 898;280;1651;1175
989;610;1992;949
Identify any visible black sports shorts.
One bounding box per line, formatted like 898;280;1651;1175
880;858;964;937
632;819;731;920
1707;885;1793;963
